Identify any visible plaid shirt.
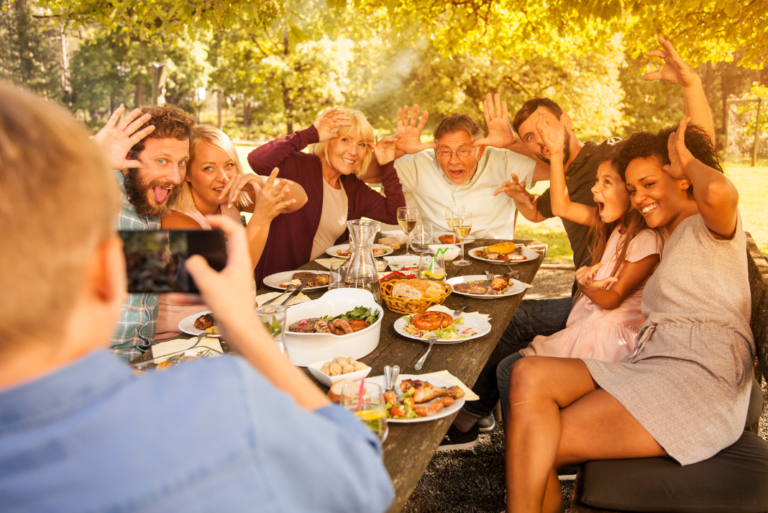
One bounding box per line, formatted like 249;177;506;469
111;171;161;362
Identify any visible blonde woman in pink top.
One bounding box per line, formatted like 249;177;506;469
156;125;308;340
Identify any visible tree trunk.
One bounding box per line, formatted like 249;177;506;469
282;27;293;135
243;99;252;127
217;90;223;129
721;62;729;136
59;20;70;98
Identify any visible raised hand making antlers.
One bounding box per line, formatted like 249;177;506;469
395;104;436;155
92;105;156;170
535;112;565;157
473;93;516;149
312;108;352;142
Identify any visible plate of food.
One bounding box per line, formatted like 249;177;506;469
327;243;394;259
382;255;420;272
178;310;217;336
263;270;330;290
434;231;475;244
446;275;528;299
469;242;539;264
366;374;466;423
393;311;491;344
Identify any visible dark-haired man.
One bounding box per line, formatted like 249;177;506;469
93;105;194;360
442;37;718;454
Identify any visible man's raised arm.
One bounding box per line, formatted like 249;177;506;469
92;106;155;171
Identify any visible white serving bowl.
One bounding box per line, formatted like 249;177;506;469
382;255;421;272
428;244;460;261
380;230;408;245
306;359;372;387
284;288;383;366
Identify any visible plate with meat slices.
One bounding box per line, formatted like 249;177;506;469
366;375;466;423
263;270;331;291
446;275;528;299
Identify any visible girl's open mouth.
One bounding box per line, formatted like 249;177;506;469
597;202;605;214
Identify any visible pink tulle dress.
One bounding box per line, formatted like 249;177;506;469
520;227;662;362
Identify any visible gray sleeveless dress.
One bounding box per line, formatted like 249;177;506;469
583;214;755;465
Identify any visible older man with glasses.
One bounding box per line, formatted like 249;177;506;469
366;96;549;239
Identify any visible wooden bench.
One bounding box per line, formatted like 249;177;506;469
568;234;768;513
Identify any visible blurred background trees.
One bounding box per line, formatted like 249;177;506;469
2;0;767;159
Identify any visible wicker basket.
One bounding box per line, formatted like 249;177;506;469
381;279;453;315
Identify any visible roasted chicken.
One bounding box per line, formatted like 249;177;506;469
399;379;465;403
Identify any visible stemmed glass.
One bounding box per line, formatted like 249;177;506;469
444;205;464;244
397;206;418;255
451;211;473;266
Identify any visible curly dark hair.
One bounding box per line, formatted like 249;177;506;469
616;123;722;198
128;104;194;159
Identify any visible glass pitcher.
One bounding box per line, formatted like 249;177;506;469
343;219;382;304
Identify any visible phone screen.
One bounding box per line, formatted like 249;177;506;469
119;230;227;294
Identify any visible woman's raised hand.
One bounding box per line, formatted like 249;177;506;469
312;108;352;142
663;117;695;181
535;113;564;156
395;104;436;155
644;36;699;89
369;135;400;165
576;263;618;292
251;168;295;221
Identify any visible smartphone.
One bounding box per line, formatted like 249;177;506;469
119;230;227;294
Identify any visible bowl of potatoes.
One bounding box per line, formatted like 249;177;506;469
306;356;371;387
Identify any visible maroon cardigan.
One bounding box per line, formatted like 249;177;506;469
248;125;405;287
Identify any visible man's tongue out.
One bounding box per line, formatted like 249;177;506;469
153;186;170;203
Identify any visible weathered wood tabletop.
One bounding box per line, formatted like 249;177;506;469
131;237;544;512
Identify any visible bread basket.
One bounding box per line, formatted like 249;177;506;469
381;278;452;314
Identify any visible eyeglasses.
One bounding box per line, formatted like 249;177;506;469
436;147;477;161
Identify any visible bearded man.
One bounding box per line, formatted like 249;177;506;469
93;105;194;360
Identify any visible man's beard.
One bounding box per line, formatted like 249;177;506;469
123;169;179;218
537;129;571;166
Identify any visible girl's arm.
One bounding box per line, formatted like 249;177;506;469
535;114;595;226
576;254;660;310
665;118;738;239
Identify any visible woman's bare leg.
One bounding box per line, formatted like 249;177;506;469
506;357;666;513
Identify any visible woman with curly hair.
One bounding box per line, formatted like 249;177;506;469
504;38;753;512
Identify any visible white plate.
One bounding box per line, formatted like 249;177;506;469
433;231;475;244
178;310;213;336
382;255;421;272
446;275;527;299
263;270;330;291
469;245;539;265
306;359;372;387
393;314;491;345
326;244;394;259
365;374;466;423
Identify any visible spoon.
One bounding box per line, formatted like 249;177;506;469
414;336;437;371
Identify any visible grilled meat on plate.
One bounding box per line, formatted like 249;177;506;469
399;379;465;403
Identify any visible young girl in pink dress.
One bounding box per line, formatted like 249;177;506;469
522;114;663;361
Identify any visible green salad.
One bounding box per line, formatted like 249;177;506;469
323;306;380;325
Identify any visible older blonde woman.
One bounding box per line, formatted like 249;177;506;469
245;108;404;287
156;124;308;340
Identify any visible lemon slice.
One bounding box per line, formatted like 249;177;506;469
419;270;446;280
355;410;386;421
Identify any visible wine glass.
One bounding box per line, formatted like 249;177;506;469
410;223;433;253
451;211;473;266
444;205;465;244
397;206;418;255
339;381;388;441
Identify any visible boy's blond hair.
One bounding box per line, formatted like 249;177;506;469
310;109;374;179
0;84;119;347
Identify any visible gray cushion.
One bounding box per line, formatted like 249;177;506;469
746;377;764;427
580;432;768;513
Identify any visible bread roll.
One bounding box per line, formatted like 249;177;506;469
391;283;422;299
379;237;401;250
327;379;352;403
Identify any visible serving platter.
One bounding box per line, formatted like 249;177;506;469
393;314;491;345
446;275;528;299
326;243;394;259
468;244;539;265
364;374;466;424
263;270;330;291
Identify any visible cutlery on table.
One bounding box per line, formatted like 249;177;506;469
278;282;306;306
384;365;400;392
414;336;437;371
452;305;469;317
261;284;296;306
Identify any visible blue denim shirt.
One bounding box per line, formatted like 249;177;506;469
0;351;394;512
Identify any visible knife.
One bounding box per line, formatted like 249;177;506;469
278;282;306;306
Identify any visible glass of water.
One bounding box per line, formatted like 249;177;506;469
410;223;433;253
257;304;287;354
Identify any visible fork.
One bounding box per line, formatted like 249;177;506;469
414;336;437;371
261;285;296;306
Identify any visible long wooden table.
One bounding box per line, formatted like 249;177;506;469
132;238;544;512
286;238;544;512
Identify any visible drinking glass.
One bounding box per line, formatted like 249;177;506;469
397;206;418;255
418;252;446;281
444;205;465;243
339;381;388;441
257;305;288;353
328;261;346;290
341;276;382;305
410;223;433;253
451;211;473;266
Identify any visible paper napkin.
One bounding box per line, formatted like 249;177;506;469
314;257;346;269
256;291;311;307
427;304;490;322
418;370;480;401
152;337;223;363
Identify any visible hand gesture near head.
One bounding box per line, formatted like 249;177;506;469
395;105;436;155
93;105;155;170
576;263;618;293
663;117;695;181
312;108;352;143
535;113;565;157
473;93;516;149
369;135;401;166
643;36;699;88
493;173;534;209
